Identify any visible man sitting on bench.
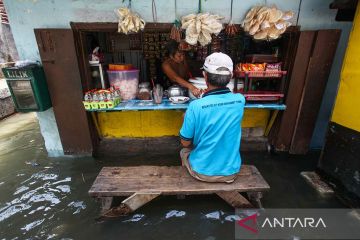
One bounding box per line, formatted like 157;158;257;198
179;52;245;183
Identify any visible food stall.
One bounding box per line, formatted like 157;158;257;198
31;0;316;157
73;5;296;147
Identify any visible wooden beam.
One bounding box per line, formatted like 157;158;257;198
301;172;334;196
216;191;254;208
102;192;160;217
70;22;118;32
144;22;173;30
121;192;161;211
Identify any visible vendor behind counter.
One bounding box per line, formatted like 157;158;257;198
162;40;202;98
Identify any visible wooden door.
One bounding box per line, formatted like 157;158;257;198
35;29;93;155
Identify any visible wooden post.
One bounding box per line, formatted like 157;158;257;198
247;192;263;208
100;197;113;214
265;110;279;137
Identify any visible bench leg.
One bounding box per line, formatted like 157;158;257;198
102;192;161;218
216;191;254;208
99;197;113;214
247;192;263;208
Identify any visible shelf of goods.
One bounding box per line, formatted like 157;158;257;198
234;70;287;102
85;99;286;112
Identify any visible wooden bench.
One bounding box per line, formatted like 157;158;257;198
89;165;270;218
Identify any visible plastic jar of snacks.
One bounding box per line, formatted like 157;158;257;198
107;69;139;100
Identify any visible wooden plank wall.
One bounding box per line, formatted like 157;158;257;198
290;30;341;154
273;31;316;151
270;30;341;154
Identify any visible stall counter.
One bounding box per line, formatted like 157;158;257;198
89;99;285;138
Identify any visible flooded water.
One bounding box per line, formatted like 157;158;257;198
0;113;345;239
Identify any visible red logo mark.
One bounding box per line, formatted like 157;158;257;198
237;213;258;234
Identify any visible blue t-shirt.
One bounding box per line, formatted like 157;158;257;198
180;88;245;176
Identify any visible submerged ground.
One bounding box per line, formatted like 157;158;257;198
0;113;344;239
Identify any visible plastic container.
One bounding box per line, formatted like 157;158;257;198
137;82;151;100
107;69;139;100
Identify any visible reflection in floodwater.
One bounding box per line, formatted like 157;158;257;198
0;170;83;238
21;218;45;232
165;210;186;219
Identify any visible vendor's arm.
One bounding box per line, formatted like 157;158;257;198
162;62;200;96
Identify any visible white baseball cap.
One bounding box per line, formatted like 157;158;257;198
202;52;233;75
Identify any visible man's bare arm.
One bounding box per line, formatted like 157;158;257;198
181;138;192;148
